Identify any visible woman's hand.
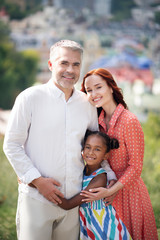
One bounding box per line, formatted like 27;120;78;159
103;192;118;206
107;179;117;188
80;187;108;203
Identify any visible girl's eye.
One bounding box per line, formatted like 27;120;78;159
95;148;100;151
96;86;102;89
85;146;90;149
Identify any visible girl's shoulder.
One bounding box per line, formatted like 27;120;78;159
84;168;106;178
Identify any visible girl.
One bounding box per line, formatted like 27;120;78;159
58;130;132;240
80;68;158;240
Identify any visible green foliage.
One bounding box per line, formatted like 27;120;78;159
0;137;17;240
0;21;40;109
0;21;10;43
155;11;160;25
142;112;160;228
111;0;136;20
0;0;43;20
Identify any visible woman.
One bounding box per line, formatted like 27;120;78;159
80;68;158;240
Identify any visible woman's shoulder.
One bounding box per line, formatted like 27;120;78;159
120;108;139;123
119;108;143;133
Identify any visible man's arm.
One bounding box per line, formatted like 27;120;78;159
58;173;107;210
3;92;41;184
3;92;64;204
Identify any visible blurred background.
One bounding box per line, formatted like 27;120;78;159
0;0;160;239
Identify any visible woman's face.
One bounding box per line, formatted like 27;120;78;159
84;74;113;108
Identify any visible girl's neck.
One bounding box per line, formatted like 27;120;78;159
85;165;101;176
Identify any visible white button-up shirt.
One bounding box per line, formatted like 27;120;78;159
3;80;116;205
3;80;99;203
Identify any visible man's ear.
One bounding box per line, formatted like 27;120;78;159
48;60;52;71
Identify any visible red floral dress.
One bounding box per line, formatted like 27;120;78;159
99;104;158;240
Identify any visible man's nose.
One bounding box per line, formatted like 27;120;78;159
66;65;74;73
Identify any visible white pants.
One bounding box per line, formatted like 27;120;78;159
16;193;80;240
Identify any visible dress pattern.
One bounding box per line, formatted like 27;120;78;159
99;104;158;240
79;168;132;240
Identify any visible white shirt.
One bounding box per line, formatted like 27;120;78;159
3;80;116;205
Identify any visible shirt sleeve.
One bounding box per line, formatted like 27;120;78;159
3;92;41;184
101;160;117;181
118;117;144;187
88;105;99;131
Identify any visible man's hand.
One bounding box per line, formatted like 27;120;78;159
32;177;64;205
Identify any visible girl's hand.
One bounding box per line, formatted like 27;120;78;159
80;187;108;202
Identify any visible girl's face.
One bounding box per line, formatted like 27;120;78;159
82;135;108;169
84;74;113;108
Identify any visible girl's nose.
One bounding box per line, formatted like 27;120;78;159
88;149;94;155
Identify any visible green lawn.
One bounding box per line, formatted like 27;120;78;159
0;138;17;240
0;137;160;239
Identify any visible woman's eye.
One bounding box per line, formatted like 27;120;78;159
86;90;92;93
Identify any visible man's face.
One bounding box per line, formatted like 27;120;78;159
48;47;82;91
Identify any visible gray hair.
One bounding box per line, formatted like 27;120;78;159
50;39;83;60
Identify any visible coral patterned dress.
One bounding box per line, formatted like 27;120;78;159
79;168;132;240
99;104;158;240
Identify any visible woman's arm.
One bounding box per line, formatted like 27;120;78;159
58;173;107;210
81;180;123;204
80;116;144;203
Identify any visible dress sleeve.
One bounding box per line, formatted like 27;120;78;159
3;92;41;184
118;117;144;187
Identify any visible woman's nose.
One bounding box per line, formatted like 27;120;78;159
91;90;97;98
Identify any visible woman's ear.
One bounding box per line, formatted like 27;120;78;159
48;60;52;71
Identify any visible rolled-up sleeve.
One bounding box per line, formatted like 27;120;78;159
3;92;41;184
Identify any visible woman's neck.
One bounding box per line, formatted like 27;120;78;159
102;101;117;127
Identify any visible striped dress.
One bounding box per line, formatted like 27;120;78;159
79;168;132;240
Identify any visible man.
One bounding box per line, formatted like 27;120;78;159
3;40;116;240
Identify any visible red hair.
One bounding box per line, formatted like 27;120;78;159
81;68;128;111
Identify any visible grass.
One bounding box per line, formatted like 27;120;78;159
0;136;160;239
0;137;17;240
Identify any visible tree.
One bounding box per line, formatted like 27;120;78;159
142;113;160;228
111;0;136;20
0;21;39;109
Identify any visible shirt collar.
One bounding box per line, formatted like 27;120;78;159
47;79;76;100
98;104;124;131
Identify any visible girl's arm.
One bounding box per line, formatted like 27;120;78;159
58;173;107;210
